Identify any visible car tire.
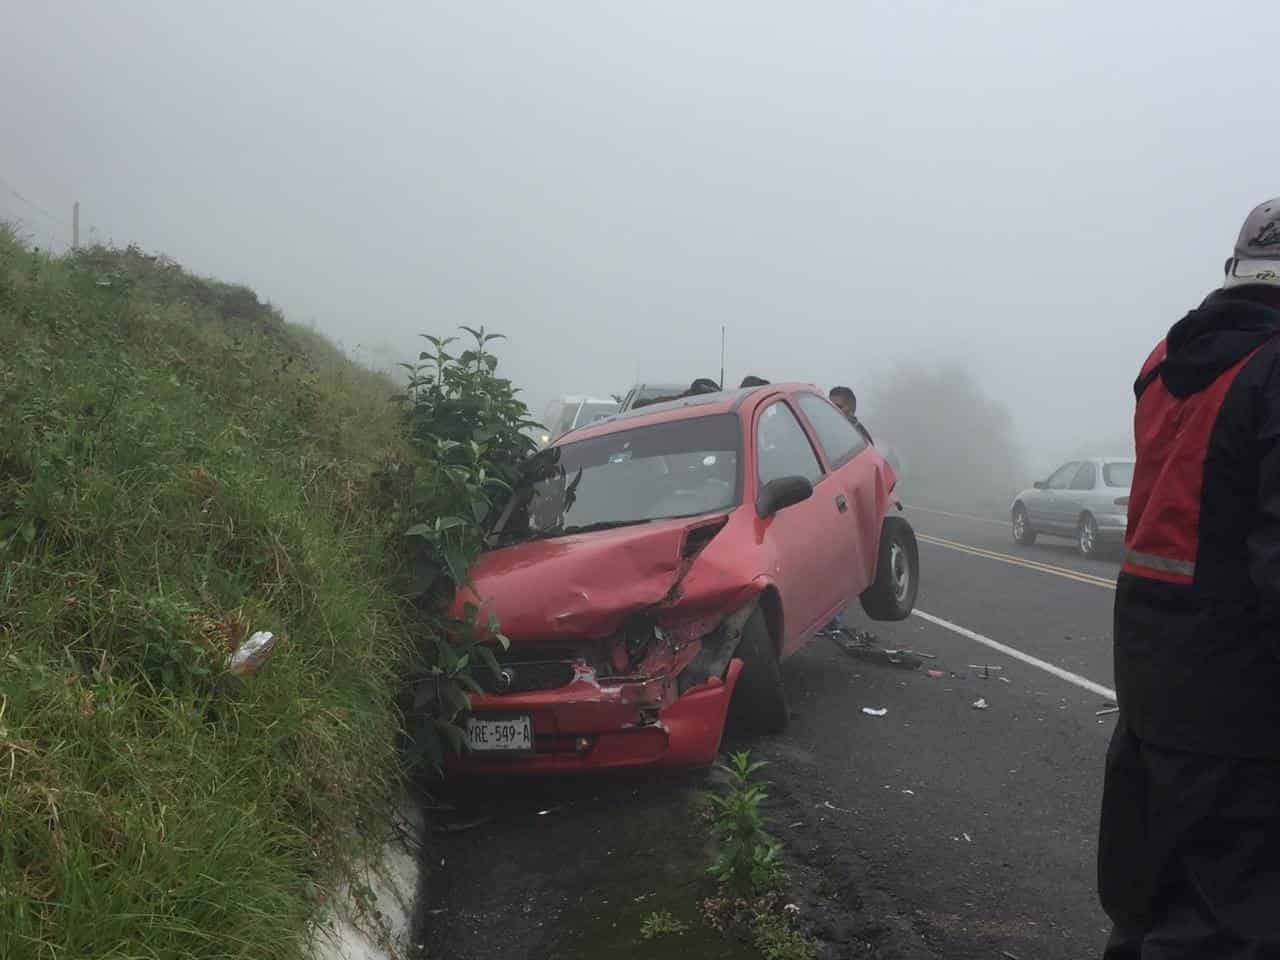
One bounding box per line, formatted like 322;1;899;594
1078;513;1099;558
1012;504;1037;546
726;610;788;735
860;517;920;621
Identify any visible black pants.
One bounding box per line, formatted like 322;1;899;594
1099;723;1280;958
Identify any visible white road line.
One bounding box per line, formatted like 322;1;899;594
912;608;1116;702
906;505;1009;527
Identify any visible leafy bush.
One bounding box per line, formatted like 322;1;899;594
382;327;538;773
706;751;784;897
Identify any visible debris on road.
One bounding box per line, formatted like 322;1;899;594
926;669;946;679
972;698;989;710
821;801;852;813
832;628;924;670
862;707;888;717
968;664;1004;679
998;676;1011;684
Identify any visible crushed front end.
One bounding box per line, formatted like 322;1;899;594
446;602;756;775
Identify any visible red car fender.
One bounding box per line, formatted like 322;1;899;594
746;573;787;655
660;658;744;767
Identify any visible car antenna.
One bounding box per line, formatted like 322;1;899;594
719;324;726;390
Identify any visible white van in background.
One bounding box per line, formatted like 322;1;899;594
538;395;620;447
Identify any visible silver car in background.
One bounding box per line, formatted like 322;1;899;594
1011;458;1134;558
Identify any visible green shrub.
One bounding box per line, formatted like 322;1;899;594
752;912;817;960
706;751;784;897
639;910;689;940
388;326;538;772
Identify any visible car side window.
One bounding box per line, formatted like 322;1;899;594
756;401;823;487
795;393;867;467
1069;461;1097;490
1047;461;1081;490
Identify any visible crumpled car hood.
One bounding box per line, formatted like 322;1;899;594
457;517;706;642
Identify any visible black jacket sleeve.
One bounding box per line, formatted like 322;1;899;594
1247;353;1280;605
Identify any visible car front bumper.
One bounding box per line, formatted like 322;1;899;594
445;659;743;776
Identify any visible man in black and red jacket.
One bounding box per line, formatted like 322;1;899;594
1100;199;1280;957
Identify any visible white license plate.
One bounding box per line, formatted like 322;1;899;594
465;714;534;753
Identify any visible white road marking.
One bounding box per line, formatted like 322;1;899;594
912;608;1116;702
906;505;1009;527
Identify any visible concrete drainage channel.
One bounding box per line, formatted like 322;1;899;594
312;805;425;960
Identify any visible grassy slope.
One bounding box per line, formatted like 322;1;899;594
0;229;412;959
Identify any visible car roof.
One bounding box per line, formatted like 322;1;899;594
553;394;616;405
558;382;823;443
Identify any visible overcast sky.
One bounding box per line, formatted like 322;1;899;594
4;0;1279;470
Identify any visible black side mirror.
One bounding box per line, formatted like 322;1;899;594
1033;481;1047;490
757;476;814;517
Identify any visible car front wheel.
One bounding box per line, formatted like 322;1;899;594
1012;505;1037;545
860;517;920;621
726;609;788;735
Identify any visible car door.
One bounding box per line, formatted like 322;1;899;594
1037;461;1081;532
1063;460;1098;530
753;399;841;654
792;393;878;595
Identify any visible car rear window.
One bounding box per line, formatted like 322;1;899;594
1103;462;1134;487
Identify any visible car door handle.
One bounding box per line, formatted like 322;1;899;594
835;494;848;513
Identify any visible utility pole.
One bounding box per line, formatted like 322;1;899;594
72;201;79;249
719;325;726;389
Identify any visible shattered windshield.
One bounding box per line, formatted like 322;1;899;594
493;414;742;544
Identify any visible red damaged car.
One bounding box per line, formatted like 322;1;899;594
448;383;919;773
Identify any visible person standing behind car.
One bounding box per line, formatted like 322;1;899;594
819;384;874;640
1097;197;1280;957
829;386;873;446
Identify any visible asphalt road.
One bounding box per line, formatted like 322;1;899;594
421;503;1123;960
749;503;1121;959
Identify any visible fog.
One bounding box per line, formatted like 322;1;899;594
4;1;1280;480
865;362;1027;513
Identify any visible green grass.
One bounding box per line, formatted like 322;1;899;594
639;911;690;940
0;227;413;959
